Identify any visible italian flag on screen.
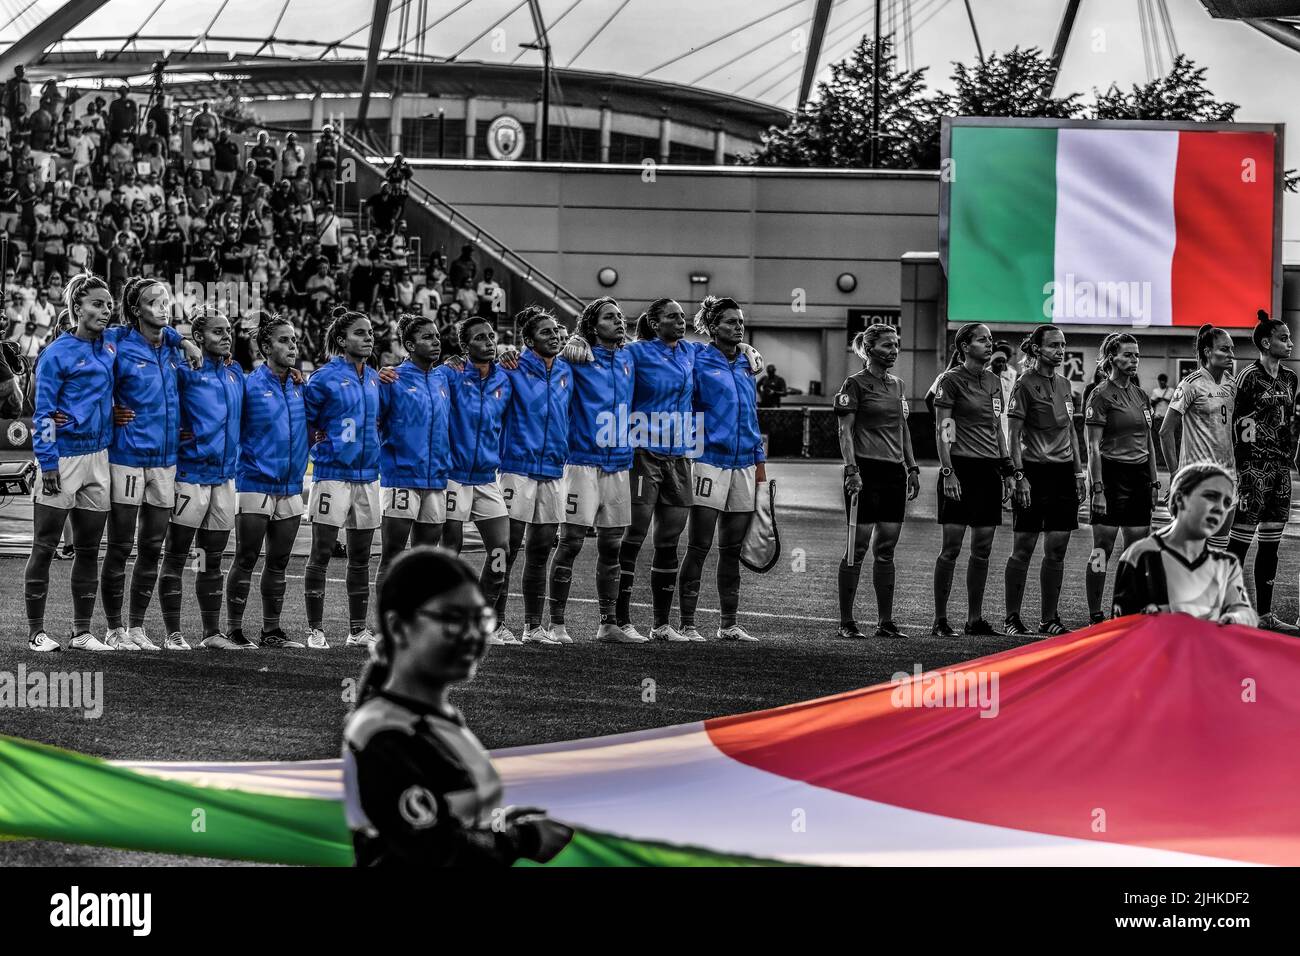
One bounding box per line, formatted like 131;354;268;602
945;124;1276;327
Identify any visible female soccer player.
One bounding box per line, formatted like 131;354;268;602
677;296;766;642
1113;462;1256;626
1084;332;1159;624
303;308;384;650
225;312;309;648
26;273;116;652
375;313;453;606
932;322;1013;637
157;307;245;650
834;323;920;640
1160;324;1237;550
98;276;199;651
494;307;571;645
552;297;639;643
1003;325;1087;637
1226;311;1298;632
439;315;515;645
343;547;572;867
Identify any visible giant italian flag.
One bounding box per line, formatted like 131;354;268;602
945;122;1278;328
2;613;1299;865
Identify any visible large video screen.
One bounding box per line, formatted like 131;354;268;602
940;118;1283;328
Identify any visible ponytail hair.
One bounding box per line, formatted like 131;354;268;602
948;322;983;369
358;547;481;706
455;314;494;354
62;272;109;321
396;312;436;352
323;306;368;358
851;323;898;362
120;275;168;329
693;295;742;337
636;297;675;341
1097;332;1137;376
577;296;621;346
1253;309;1287;352
517;305;557;345
253;309;295;359
1168;461;1235;518
1020;323;1059;361
188;303;227;345
1195;323;1229;367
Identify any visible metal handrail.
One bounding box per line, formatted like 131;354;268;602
340;132;585;319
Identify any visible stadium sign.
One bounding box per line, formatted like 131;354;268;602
486;115;527;161
846;307;901;346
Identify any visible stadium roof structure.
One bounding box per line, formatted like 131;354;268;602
0;0;961;115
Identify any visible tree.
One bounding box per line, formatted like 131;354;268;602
1090;55;1236;122
740;35;938;169
939;46;1083;120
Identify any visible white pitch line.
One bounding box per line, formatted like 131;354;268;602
276;573;841;625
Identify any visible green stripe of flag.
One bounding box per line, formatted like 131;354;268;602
0;735;782;867
947;125;1059;324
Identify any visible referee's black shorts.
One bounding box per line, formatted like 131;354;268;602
844;458;906;524
1091;457;1153;528
937;455;1004;528
1013;461;1080;533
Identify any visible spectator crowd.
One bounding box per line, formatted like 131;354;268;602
0;69;511;396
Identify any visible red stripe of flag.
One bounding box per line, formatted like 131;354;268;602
1171;131;1275;328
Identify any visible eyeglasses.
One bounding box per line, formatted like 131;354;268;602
412;606;497;640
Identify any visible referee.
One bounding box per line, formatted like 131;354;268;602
343;547;573;867
834;323;920;639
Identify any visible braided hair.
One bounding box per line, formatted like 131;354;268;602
323;306;369;358
693;295;742;337
356;547;481;706
577;296;622;346
635;297;676;341
62;272;110;323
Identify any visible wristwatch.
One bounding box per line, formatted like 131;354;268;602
940;466;953;477
906;465;920;475
1012;469;1025;482
843;464;859;475
1092;481;1105;495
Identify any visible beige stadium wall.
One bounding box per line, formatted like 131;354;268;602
408;162;940;403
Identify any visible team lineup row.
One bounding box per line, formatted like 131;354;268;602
837;313;1288;638
23;273;775;652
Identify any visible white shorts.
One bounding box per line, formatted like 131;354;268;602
237;491;307;521
563;464;631;528
500;472;566;525
310;479;382;530
381;485;446;524
110;463;177;509
34;449;110;512
445;479;509;523
692;462;757;513
172;479;237;531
